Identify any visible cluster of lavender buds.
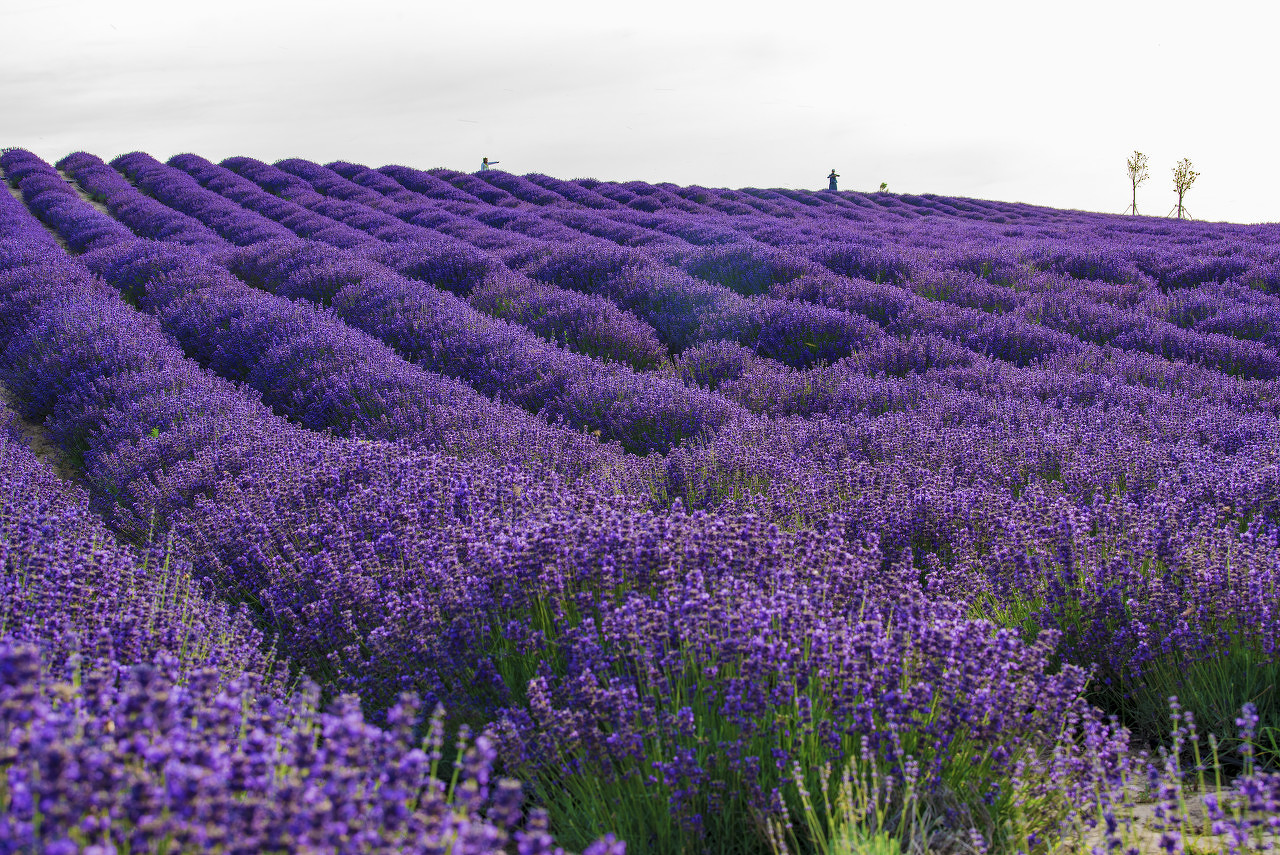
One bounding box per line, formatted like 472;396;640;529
2;642;622;854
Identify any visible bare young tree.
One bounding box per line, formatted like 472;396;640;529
1171;158;1199;219
1125;150;1149;214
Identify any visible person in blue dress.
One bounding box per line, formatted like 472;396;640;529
828;169;839;191
481;157;499;171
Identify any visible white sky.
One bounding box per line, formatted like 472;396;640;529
4;0;1278;224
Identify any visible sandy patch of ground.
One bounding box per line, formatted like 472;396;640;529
1072;793;1279;854
57;167;114;216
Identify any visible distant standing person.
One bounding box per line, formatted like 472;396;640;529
481;156;499;171
828;169;839;191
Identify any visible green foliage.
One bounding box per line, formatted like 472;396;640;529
979;570;1280;770
495;601;1087;854
1104;651;1280;769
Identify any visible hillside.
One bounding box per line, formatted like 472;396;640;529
3;148;1279;854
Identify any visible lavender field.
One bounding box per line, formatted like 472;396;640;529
2;147;1279;854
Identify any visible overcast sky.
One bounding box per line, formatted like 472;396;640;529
4;0;1278;224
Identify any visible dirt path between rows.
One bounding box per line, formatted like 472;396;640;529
1071;789;1280;854
58;167;115;217
1;384;85;487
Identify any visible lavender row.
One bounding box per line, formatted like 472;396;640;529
1;151;134;252
191;153;1280;376
29;150;622;475
346;161;686;254
222;239;741;453
466;271;669;369
109;150;300;245
514;240;884;364
99;153;739;452
327;161;892;367
269;157;586;248
26;150;734;454
58;150;228;249
182;151;541;254
670;235;1280;380
190;155;673;369
475;169;612;208
366;165;1280;377
117;150;672;373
